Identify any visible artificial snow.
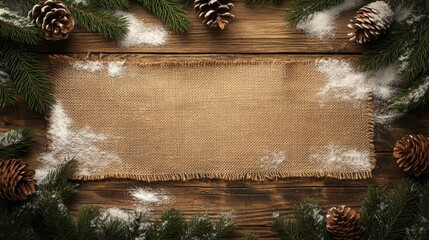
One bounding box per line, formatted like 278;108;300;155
363;1;394;29
296;0;364;38
0;7;34;28
129;188;171;205
260;151;286;170
72;60;126;78
118;11;168;48
101;207;133;222
310;144;372;171
36;102;121;181
0;130;23;147
394;77;429;106
316;59;403;124
395;6;414;22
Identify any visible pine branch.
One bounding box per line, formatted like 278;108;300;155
410;180;429;240
375;179;420;240
360;185;390;239
272;199;330;240
38;159;78;204
0;206;39;240
136;0;191;33
214;213;236;239
75;207;102;240
0;41;54;113
245;0;281;5
66;2;128;40
181;214;214;239
0;3;41;45
272;217;302;240
244;233;260;240
148;208;185;239
0;65;17;108
0;128;34;161
86;0;130;9
389;76;429;112
285;0;345;28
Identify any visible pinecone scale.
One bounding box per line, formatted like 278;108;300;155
195;0;235;30
394;134;429;176
0;159;37;201
326;206;365;240
28;0;75;40
347;1;394;44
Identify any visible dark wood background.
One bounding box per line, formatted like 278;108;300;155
1;1;429;238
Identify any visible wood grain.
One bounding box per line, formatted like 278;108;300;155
1;1;427;238
36;1;363;54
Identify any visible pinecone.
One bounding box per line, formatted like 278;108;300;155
326;206;365;240
0;159;37;201
347;1;394;44
194;0;235;30
28;0;75;40
393;134;429;176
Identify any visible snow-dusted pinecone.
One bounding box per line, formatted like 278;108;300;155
347;1;394;44
28;0;75;40
194;0;235;30
326;206;365;240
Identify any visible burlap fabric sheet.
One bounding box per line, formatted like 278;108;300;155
47;56;375;181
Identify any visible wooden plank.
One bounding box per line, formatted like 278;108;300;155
35;1;363;54
68;152;402;239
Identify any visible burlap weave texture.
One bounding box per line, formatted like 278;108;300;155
48;56;375;181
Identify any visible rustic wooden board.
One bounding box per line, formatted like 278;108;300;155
1;1;427;238
36;1;363;54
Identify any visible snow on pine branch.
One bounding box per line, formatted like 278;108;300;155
296;0;364;38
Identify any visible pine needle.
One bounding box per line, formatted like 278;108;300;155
66;2;129;40
0;41;54;114
0;64;17;108
86;0;130;10
0;3;41;45
389;76;429;112
136;0;191;33
0;128;34;161
285;0;345;28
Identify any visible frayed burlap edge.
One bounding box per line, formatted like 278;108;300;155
46;55;376;182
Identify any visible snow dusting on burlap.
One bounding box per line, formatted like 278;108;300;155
41;55;375;181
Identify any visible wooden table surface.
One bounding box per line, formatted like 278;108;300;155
2;1;429;238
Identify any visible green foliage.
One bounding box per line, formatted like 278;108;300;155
0;3;41;45
66;1;129;40
86;0;130;9
285;0;345;27
0;64;17;108
272;199;331;240
243;233;260;240
0;41;54;113
245;0;281;5
273;179;429;240
0;128;34;160
136;0;192;33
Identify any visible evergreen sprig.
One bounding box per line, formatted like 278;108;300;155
272;199;331;240
0;128;34;161
0;41;54;113
136;0;192;33
272;179;429;240
66;2;129;40
86;0;130;9
0;3;41;45
285;0;346;28
0;64;17;108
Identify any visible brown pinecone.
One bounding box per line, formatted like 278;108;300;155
0;159;37;201
326;206;365;240
393;134;429;176
347;1;394;44
194;0;235;30
28;0;75;40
